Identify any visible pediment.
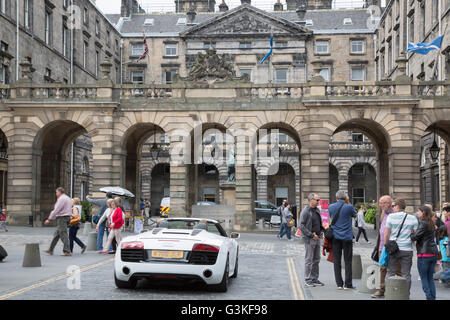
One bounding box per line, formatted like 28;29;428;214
181;4;312;38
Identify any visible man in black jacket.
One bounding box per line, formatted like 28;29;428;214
299;193;325;287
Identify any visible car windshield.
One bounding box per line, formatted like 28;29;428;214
159;219;224;236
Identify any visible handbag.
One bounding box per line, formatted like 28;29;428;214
287;217;295;228
69;216;80;226
92;214;100;225
379;247;389;267
385;213;408;255
295;228;301;238
325;202;345;241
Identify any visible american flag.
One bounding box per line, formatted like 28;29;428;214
136;34;149;62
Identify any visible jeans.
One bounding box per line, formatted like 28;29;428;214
97;223;115;251
304;238;321;283
332;238;353;288
49;216;71;254
68;226;85;253
278;222;291;240
417;256;437;300
386;250;413;293
355;227;369;242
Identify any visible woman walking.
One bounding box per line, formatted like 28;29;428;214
411;206;438;300
100;197;124;254
69;198;87;254
96;199;114;253
355;205;371;244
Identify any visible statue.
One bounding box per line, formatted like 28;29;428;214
227;149;236;182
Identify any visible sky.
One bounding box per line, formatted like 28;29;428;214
95;0;369;14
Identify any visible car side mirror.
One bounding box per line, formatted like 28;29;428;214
230;232;240;239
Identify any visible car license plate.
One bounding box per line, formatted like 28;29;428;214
151;250;184;259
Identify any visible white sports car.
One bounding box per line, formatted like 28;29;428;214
114;218;240;292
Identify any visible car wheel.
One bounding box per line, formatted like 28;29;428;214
231;249;238;279
210;255;229;292
114;272;137;289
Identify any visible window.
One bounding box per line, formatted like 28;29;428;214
352;164;365;175
239;42;252;49
319;68;330;81
63;0;68;9
24;0;32;29
203;42;216;49
351;67;365;81
275;41;288;48
44;68;52;83
275;69;288;83
144;18;154;26
95;18;100;36
165;43;177;56
45;9;52;45
0;64;6;84
131;71;144;84
106;30;110;47
95;51;99;77
388;41;392;71
395;32;400;59
83;41;88;69
409;17;415;44
115;39;119;55
176;17;186;25
351;40;364;53
421;147;427;166
352;132;364;143
62;17;69;57
421;4;426;39
239;69;252;81
164;70;177;84
83;7;88;25
343;18;353;25
315;40;329;54
1;0;6;15
305;19;313;26
132;43;144;56
352;188;365;205
433;0;439;23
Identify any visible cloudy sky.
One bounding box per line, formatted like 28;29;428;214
95;0;370;14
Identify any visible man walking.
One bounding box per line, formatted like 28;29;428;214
372;195;401;298
299;193;325;287
43;187;72;256
384;198;418;294
328;190;357;289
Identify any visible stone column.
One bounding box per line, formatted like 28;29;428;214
338;168;349;195
256;174;268;202
169;138;188;217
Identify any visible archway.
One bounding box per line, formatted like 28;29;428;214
150;163;170;216
267;162;296;207
32;120;92;221
0;130;8;208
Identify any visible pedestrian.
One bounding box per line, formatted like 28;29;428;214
355;205;371;244
0;207;7;232
87;192;114;251
439;229;449;274
442;205;450;236
140;198;145;216
278;203;294;241
276;199;287;238
384;198;418;294
411;206;438;300
43;187;72;256
68;198;87;254
327;190;357;290
372;195;401;298
96;199;115;253
299;193;325;287
100;197;124;254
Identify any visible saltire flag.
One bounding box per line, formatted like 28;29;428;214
260;35;274;64
136;33;149;62
407;35;443;55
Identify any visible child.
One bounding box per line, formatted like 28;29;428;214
0;208;8;232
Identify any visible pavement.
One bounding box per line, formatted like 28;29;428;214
0;224;449;300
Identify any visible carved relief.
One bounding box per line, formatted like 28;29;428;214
188;49;236;82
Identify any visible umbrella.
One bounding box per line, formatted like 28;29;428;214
99;187;135;198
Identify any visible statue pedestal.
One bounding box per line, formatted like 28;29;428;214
220;182;236;206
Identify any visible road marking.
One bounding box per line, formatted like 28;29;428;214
0;258;114;300
287;257;305;300
288;257;305;300
286;257;299;300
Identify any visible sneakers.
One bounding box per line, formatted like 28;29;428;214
367;241;372;244
81;246;87;254
304;281;316;287
313;280;325;286
61;252;72;256
288;238;294;241
43;250;53;255
344;285;356;290
337;286;344;290
371;290;384;298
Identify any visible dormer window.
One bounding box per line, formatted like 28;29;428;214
305;19;313;26
177;17;186;25
144;18;154;26
343;18;353;25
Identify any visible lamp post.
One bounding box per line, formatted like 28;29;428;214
150;134;160;161
429;133;440;163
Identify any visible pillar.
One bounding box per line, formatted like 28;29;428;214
256;174;268;202
169;138;188;217
338;168;349;195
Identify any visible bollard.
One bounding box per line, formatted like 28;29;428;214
385;276;409;300
86;231;98;251
23;243;42;267
83;222;92;236
359;263;379;294
352;254;363;279
258;218;264;231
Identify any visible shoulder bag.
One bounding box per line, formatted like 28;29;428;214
384;213;408;255
287;216;295;228
325;202;345;241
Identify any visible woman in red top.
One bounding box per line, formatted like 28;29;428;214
101;197;124;254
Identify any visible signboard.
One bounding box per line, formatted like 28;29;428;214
318;199;330;225
134;216;143;233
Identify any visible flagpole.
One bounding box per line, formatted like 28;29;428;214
16;0;19;81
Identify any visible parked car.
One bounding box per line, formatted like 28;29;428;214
254;201;278;222
114;218;240;292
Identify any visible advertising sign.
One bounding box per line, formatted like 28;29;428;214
318;199;330;225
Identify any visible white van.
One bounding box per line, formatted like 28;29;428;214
160;197;170;217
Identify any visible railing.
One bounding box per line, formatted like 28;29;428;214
329;141;375;151
1;80;449;102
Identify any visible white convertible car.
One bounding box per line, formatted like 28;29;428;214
114;218;240;292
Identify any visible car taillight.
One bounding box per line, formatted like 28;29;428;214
121;241;144;249
192;243;220;252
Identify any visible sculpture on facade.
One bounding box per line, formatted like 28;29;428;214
188;48;235;82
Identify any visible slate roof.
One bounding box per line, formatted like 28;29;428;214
105;5;373;37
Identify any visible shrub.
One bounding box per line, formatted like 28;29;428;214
365;208;376;224
81;201;92;223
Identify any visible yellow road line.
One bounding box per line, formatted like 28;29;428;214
286;257;299;300
289;258;305;300
0;258;114;300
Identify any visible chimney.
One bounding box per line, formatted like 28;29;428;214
187;7;197;24
219;0;229;12
274;0;283;11
241;0;251;5
296;0;307;24
286;0;299;11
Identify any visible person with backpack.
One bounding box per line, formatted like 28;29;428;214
87;192;114;251
100;197;124;254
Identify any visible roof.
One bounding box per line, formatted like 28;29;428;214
106;6;374;38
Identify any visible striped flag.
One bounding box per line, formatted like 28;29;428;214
136;33;149;62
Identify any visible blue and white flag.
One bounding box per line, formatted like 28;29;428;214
260;35;274;64
407;35;443;55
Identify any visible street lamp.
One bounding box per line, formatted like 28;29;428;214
429;134;440;162
150;134;159;161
